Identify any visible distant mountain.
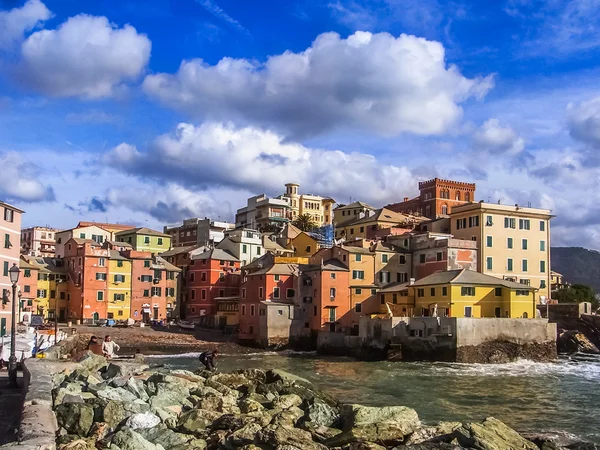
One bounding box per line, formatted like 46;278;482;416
551;247;600;293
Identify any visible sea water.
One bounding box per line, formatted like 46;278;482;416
146;352;600;443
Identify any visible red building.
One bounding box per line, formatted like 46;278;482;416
239;263;298;343
387;178;476;219
186;248;241;319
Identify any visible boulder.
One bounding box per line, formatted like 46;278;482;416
110;428;166;450
190;386;222;398
138;424;207;449
127;412;162;430
270;406;305;428
233;368;267;384
97;386;138;403
55;403;95;436
557;331;600;354
205;378;240;398
302;423;343;443
56;438;97;450
62;393;85;404
256;424;327;450
89;422;110;441
404;422;463;445
211;413;256;432
150;390;192;410
453;417;539;450
266;369;313;386
170;369;206;383
125;378;150;402
198;395;239;413
125;399;152;415
102;363;126;380
103;400;129;429
224;422;263;447
73;351;108;372
280;383;339;408
178;409;223;434
153;408;179;430
343;442;387;450
208;372;253;389
238;398;264;413
306;400;339;427
272;394;303;410
54;385;83;406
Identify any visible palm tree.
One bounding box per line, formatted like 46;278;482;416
292;214;318;232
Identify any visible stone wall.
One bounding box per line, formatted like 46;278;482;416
455;318;556;347
547;303;593;322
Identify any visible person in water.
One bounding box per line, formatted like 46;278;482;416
199;349;218;371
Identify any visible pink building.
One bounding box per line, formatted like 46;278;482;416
0;201;24;336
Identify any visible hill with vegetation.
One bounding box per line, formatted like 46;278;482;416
551;247;600;292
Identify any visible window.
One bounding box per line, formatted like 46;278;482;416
382;254;388;263
256;247;261;255
468;216;479;227
143;290;150;297
141;275;152;282
436;252;443;262
430;288;435;296
114;293;125;301
242;244;247;254
540;261;546;273
157;238;163;245
250;305;255;316
371;288;377;295
516;290;529;296
352;270;365;280
151;287;162;296
4;208;14;222
201;290;206;300
540;221;545;232
219;260;225;266
96;273;107;281
37;289;47;298
24;285;31;293
360;226;364;233
219;289;224;297
191;290;196;300
97;291;104;301
379;271;390;283
522;239;528;250
79;233;86;239
540;280;547;289
507;237;513;249
117;260;123;267
330;288;336;298
219;272;225;280
486;215;493;226
273;287;280;298
24;269;31;278
486;257;493;270
520;279;530;286
461;287;475;296
495;307;501;318
356;288;362;294
274;274;280;281
441;205;448;215
287;289;295;298
305;245;312;253
397;272;408;283
144;260;150;268
242;288;246;298
486;236;493;247
399;255;406;264
355;302;362;313
540;240;545;251
504;217;516;229
464;306;472;317
241;305;246;316
507;258;513;271
456;218;467;229
495;287;502;296
442;287;448;296
417;288;425;297
355;254;362;261
200;272;206;281
419;254;425;264
144;236;150;244
380;294;385;304
522;259;528;272
330;273;336;279
259;287;263;298
4;234;10;249
519;219;531;230
114;274;125;283
50;290;56;299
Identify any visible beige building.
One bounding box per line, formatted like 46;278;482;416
21;226;58;257
333;201;376;226
450;202;552;301
1;201;24;336
281;183;335;226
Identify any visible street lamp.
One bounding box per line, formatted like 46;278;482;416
17;290;22;322
8;263;20;387
55;279;62;345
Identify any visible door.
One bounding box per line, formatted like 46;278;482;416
0;318;6;337
59;309;66;322
494;307;501;318
328;308;336;322
93;312;99;322
219;316;227;329
153;308;159;320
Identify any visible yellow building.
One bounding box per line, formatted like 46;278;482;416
388;269;537;319
336;208;419;240
281;183;335;226
21;256;68;320
115;227;172;254
290;232;320;257
107;251;132;320
333;201;375;226
450;202;552;301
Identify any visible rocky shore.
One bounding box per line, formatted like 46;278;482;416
49;352;598;450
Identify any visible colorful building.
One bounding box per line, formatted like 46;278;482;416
115;227;171;254
20;226;58;257
333;201;375;227
217;228;263;267
106;250;132;320
18;258;39;322
20;255;68;320
281;183;335;226
387;178;476;219
289;232;320;258
164;218;235;247
0;201;23;336
335;208;423;241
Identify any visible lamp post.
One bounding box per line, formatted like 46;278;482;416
18;290;22;322
8;263;21;387
55;279;62;345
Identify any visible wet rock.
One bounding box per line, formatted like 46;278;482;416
233;368;267;384
178;409;223;434
110;428;165;450
56;438;97;450
306;400;339;427
256;424;327;450
558;331;600;355
404;422;462;445
453;417;538;450
273;394;303;410
55;403;95;436
127;412;162;430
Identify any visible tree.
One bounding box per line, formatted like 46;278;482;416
292;214;317;232
259;223;281;233
552;284;599;310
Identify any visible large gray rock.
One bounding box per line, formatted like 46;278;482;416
150;390;192;410
55;403;95;436
256;424;327;450
103;400;129;429
178;409;223;434
102;363;125;380
127;412;162;430
54;384;83;406
208;372;253;389
97;386;138;403
272;394;303;410
404;422;462;445
110;428;166;450
138;424;207;450
205;379;240;398
306;400;339;427
74;351;109;372
453;417;539;450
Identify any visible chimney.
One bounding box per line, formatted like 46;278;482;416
409;278;415;285
404;197;409;202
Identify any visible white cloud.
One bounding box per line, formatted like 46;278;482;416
0;152;55;202
567;97;600;148
472;118;525;155
143;31;494;138
19;14;151;98
105;121;423;206
0;0;51;49
194;0;248;34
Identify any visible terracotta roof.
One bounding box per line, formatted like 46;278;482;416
21;256;66;273
334;201;374;211
106;240;133;248
155;256;182;272
412;269;538;290
378;282;410;293
71;237;99;246
282;223;302;240
192;248;239;262
115;227;170;238
249;263;299;276
19;258;40;270
302;259;348;272
344;208;415;226
160;245;204;257
109;250;129;261
77;222;136;231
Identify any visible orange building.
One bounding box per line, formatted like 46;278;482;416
387;178;476;219
239;263;298;343
186;248;241;319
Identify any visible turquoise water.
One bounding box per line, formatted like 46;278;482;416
146;352;600;444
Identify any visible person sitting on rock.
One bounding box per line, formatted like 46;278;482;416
199;349;218;371
87;335;103;355
102;335;120;359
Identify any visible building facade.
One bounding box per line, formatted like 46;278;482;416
235;194;290;229
0;201;23;335
164;218;235;247
333;201;375;226
21;226;58;257
115;227;171;254
217;228;264;267
281;183;335;226
388;178;476;219
449;202;552;302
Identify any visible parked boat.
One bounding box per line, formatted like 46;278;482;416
178;321;196;330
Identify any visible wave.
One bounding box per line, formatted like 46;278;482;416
144;349;318;359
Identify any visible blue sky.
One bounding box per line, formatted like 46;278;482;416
1;0;600;248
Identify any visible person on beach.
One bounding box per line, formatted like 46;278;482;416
102;335;120;359
199;349;218;371
87;335;103;355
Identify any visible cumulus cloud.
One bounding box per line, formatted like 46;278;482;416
0;0;51;49
0;152;55;202
105;121;422;206
472;118;525;155
18;14;151;98
567;97;600;148
143;31;494;138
